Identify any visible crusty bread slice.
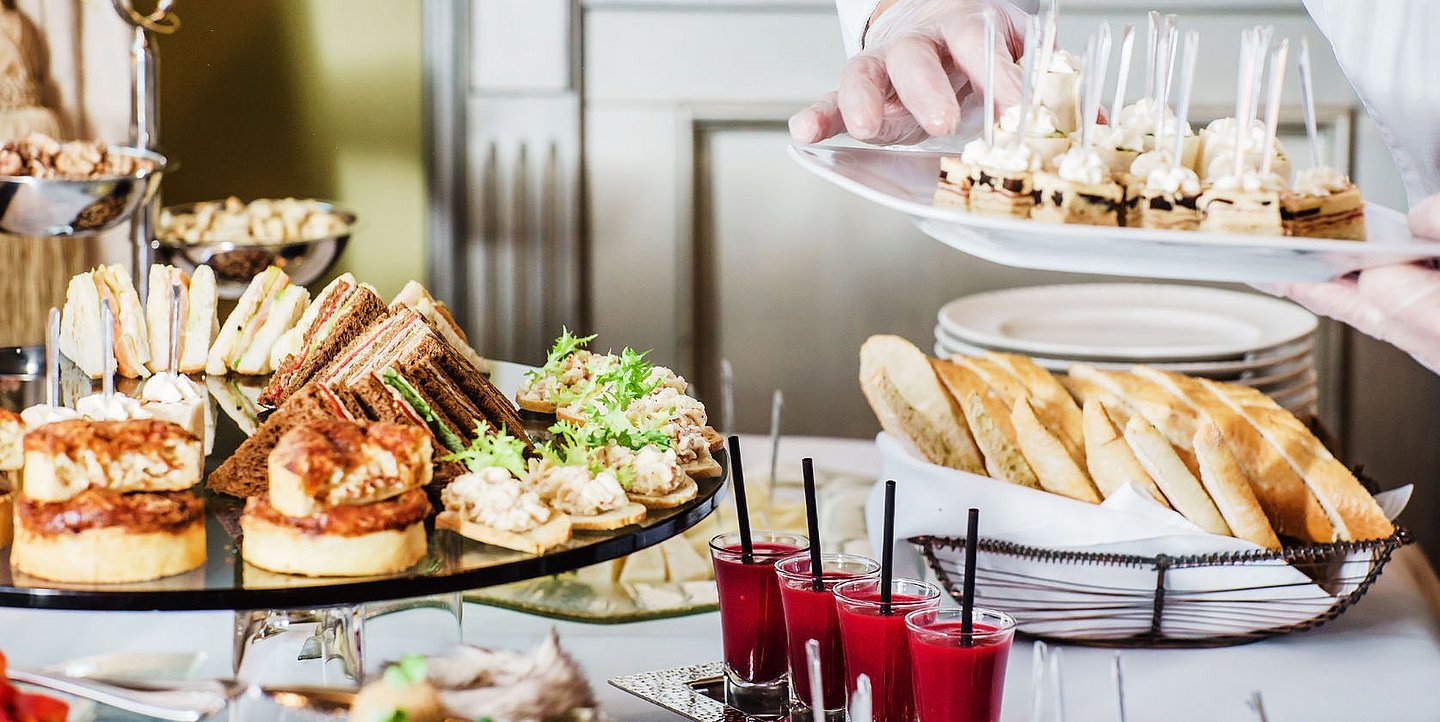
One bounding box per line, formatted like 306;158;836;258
859;336;983;473
1193;422;1282;550
436;510;572;554
932;360;1038;488
1012;398;1099;503
949;356;1031;403
1123;415;1231;536
1082;399;1169;506
987;352;1085;462
570;501;648;531
1203;379;1393;541
631;476;699;509
1137;368;1335;542
1070;365;1199;450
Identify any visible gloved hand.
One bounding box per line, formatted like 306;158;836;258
789;0;1028;146
1281;194;1440;374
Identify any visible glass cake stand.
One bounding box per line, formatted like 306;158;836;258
0;361;728;686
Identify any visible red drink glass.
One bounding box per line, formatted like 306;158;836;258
833;578;941;722
775;553;881;718
709;531;809;715
906;608;1016;722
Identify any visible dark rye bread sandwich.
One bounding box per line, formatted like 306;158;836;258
259;274;390;408
208;308;529;498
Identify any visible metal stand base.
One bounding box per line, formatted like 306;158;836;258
233;592;463;687
0;345;44;378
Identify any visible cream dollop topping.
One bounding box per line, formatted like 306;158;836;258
141;372;204;405
443;467;553;533
1046;48;1081;74
1211;170;1285;193
1293;166;1352;196
965;139;1040;173
959;138;990;165
1202;117;1267;146
75;393;152;421
1094;124;1145;152
537;464;628;517
1116;98;1193;137
20;404;79;429
1055;147;1109;185
1145;165;1202;195
999;105;1061;138
1128;150;1175;180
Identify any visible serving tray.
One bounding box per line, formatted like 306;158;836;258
0;361;727;612
789;141;1437;283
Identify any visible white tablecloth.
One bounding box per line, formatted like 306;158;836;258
2;436;1438;720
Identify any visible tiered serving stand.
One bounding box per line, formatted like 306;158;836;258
0;362;729;687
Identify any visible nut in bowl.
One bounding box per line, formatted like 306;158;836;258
0;134;165;237
153;197;355;299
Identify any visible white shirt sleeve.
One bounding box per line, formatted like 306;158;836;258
1305;0;1440;204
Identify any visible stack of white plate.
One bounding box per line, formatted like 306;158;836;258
933;284;1320;417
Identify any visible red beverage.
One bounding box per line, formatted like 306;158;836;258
834;579;941;722
906;608;1016;722
709;532;809;687
775;554;881;714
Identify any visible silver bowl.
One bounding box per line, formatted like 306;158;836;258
0;146;167;236
152;200;354;299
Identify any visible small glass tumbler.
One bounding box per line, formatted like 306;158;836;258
906;608;1016;722
833;578;941;722
709;531;809;717
775;553;882;719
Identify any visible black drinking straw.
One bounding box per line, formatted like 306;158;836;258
727;435;754;562
879;480;896;615
802;458;823;592
961;507;980;647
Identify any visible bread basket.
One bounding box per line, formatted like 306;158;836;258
912;528;1410;647
874;433;1411;648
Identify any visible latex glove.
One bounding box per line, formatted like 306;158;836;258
1281;195;1440;374
790;0;1027;146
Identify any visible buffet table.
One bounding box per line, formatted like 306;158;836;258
1;436;1438;720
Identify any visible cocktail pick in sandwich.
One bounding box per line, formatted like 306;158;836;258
100;299;115;398
45;307;59;408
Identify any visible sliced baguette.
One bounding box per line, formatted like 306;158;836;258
1193;422;1282;550
630;476;699;509
436;510;572;554
932;359;1038;487
1082;399;1169;506
859;336;983;473
1123;415;1231;536
949;356;1031;403
1011;398;1099;503
570;501;648;531
987;352;1085;462
1202;378;1393;541
1070;365;1199;450
1136;368;1335;542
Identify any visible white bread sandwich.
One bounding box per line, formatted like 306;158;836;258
0;407;20;547
241;419;433;577
146;264;218;374
11;419;206;583
207;266;310;376
391;280;489;374
59;264;152;379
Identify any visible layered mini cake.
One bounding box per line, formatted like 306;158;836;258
1199;171;1285;235
1281;167;1366;241
1031;147;1124;226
